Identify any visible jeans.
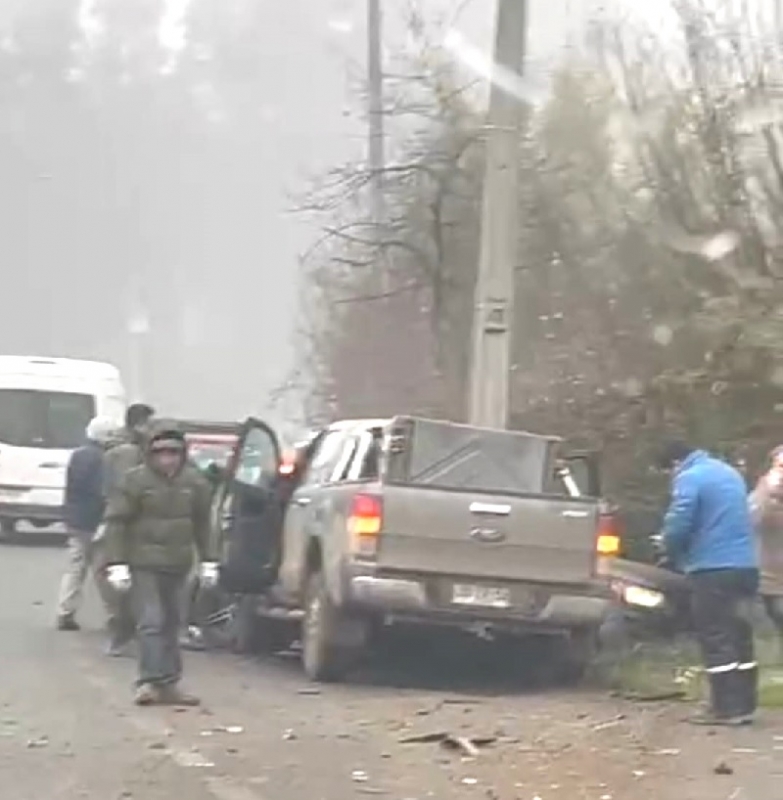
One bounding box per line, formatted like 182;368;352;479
763;595;783;658
131;569;187;687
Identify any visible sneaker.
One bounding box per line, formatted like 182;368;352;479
158;684;200;707
180;628;206;652
56;615;80;631
134;683;162;706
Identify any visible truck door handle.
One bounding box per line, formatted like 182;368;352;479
469;501;511;516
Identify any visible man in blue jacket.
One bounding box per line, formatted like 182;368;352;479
659;441;759;725
56;416;119;631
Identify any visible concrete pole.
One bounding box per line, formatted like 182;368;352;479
467;0;528;428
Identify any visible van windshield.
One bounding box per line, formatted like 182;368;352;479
0;389;96;449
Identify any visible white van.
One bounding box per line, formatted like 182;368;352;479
0;357;126;537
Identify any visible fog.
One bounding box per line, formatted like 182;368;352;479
0;0;590;434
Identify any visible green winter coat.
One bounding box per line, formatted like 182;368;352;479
103;459;215;572
103;433;144;499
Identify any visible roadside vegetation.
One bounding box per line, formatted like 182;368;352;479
291;0;783;556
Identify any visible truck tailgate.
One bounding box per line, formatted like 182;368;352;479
378;486;599;584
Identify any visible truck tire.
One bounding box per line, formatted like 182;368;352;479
546;629;598;686
302;571;365;683
230;595;295;655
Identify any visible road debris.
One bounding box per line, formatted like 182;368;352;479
283;729;297;741
200;725;244;736
714;761;734;776
591;714;626;731
460;777;478;785
621;690;687;703
26;736;49;749
297;687;321;696
351;770;369;783
398;731;496;756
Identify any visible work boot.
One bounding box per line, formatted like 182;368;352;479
56;614;80;632
687;671;750;727
134;683;162;706
158;684;200;707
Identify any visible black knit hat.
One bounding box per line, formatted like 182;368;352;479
656;440;694;470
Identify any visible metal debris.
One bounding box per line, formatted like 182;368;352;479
26;736;49;749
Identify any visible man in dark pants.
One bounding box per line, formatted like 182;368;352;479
659;441;759;726
100;402;156;654
104;422;217;706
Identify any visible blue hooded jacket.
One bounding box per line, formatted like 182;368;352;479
662;450;757;574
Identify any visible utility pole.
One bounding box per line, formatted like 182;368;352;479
367;0;385;232
467;0;528;428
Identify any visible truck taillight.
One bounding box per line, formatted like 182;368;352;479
596;511;621;557
347;493;382;558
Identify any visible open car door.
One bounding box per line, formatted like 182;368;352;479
214;418;282;595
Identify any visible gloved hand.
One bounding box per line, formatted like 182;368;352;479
199;561;220;589
106;564;132;593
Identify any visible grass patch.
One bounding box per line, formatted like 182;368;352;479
605;637;783;708
759;671;783;708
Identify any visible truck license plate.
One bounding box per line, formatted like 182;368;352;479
452;584;510;608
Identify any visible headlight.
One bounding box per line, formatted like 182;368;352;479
622;585;665;609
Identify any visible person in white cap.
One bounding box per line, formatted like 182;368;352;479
55;416;120;631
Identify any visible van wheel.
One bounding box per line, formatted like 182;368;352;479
302;571;365;683
230;595;295;655
0;518;15;543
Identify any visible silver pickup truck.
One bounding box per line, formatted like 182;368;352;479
213;415;616;683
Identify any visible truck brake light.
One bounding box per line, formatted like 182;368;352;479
347;493;382;558
596;511;621;557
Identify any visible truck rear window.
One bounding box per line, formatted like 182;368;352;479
0;389;95;449
401;419;556;495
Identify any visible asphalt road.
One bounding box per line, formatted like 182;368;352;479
0;539;781;800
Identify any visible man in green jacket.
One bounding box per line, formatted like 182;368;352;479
104;422;217;706
98;402;155;655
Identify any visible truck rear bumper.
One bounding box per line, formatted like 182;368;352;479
348;575;611;632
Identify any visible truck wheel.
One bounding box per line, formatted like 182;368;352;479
230;595;295;655
547;629;598;686
302;571;365;683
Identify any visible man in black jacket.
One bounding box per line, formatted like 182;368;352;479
55;416;119;631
